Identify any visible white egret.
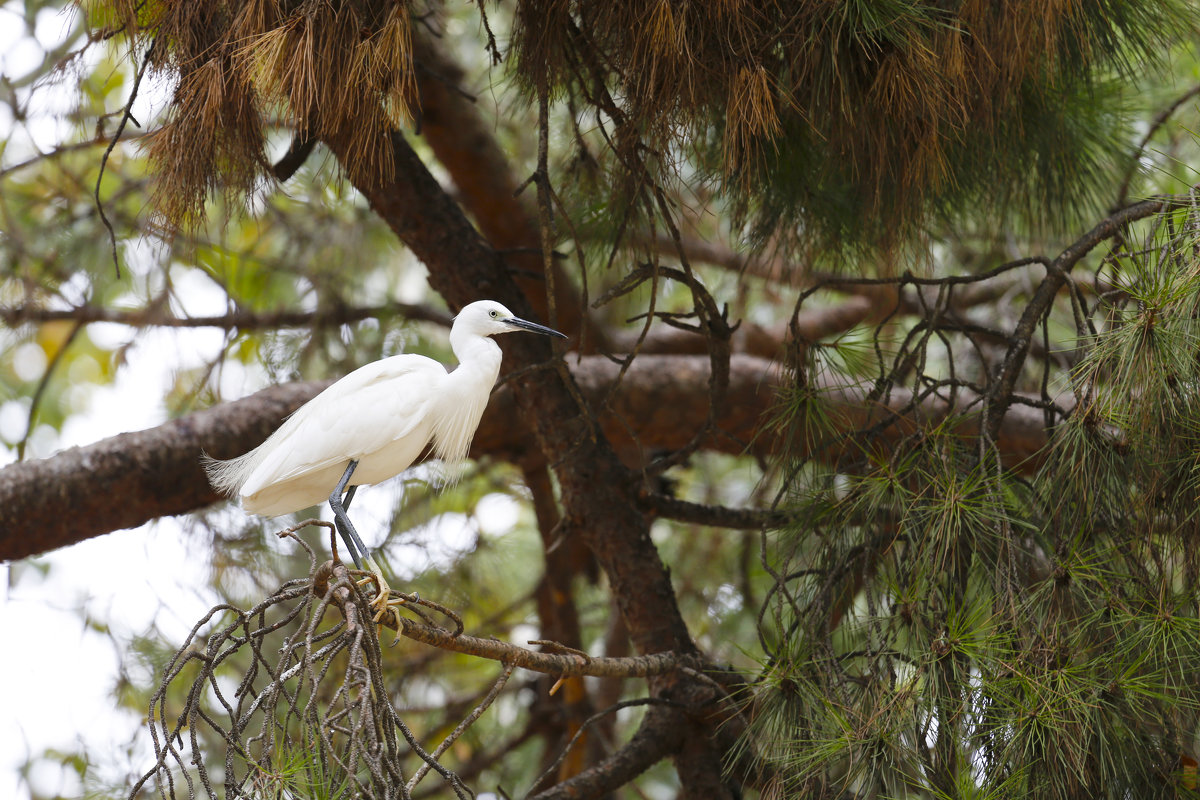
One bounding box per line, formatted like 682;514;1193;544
204;300;565;613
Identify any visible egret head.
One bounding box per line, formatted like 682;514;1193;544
455;300;567;339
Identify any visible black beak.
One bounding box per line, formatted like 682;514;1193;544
506;316;568;338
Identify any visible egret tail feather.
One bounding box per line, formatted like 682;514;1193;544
202;450;260;497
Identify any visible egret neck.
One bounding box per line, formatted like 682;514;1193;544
432;324;505;464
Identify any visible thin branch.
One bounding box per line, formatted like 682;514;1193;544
642;231;792;283
985;196;1183;438
17;319;82;461
1113;84;1200;209
0;130;149;179
527;704;690;800
373;606;683;679
529;697;683;793
96;42;153;278
639;491;788;530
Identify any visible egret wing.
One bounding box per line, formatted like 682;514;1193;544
238;355;445;498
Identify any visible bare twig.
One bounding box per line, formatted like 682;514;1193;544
985;196;1184;439
129;526;473;800
96;43;153;278
1113;84;1200;209
17;319;82;461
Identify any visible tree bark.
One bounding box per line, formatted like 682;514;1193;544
0;382;317;559
0;353;768;560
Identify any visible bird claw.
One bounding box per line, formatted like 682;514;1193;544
347;558;414;635
360;570;414;629
370;591;404;625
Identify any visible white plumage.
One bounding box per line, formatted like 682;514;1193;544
205;300;565;518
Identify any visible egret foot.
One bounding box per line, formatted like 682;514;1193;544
358;556;410;625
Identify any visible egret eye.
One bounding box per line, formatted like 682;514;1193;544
490;310;498;318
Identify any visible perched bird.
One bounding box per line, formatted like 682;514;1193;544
204;300;566;610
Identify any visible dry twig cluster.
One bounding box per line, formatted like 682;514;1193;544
128;522;693;799
130;525;472;800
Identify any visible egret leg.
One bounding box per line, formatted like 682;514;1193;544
329;461;370;568
327;460;397;621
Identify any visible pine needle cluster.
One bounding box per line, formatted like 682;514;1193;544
80;0;417;226
80;1;1193;253
759;201;1200;797
512;0;1193;250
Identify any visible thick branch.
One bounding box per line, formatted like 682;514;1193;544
0;355;749;560
413;36;604;347
0;353;1051;560
272;135;316;181
639;491;788;530
0;382;319;559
